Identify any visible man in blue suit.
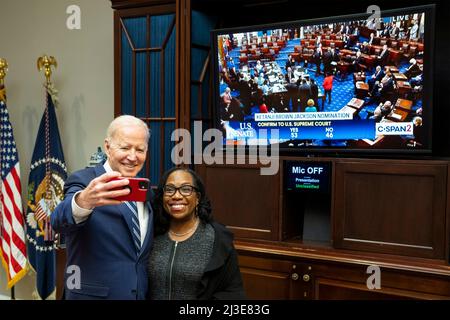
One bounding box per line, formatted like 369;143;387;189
51;115;153;300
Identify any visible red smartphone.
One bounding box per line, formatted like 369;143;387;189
111;177;150;202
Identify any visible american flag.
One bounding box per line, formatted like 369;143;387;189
0;98;28;288
34;199;54;242
34;198;49;222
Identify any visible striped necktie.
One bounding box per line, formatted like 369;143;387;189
126;201;141;254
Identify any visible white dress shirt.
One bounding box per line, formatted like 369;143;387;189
71;161;149;246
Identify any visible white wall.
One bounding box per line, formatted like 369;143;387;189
0;0;114;299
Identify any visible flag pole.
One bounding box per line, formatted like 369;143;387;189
0;58;7;87
37;55;58;243
29;55;65;299
37;55;57;87
0;58;6;234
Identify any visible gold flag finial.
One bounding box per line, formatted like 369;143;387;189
0;58;8;86
37;55;57;85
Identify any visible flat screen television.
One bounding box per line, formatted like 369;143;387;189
284;161;331;193
211;5;434;155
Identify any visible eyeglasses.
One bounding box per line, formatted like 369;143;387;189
163;184;198;197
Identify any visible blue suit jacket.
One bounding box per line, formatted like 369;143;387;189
51;164;154;300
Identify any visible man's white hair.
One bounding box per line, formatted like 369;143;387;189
106;115;150;142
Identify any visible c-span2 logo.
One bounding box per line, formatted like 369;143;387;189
376;122;413;136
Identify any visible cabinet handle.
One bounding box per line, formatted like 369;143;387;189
303;274;310;282
291;273;299;281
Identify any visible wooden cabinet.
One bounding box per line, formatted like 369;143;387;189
236;241;450;300
198;157;450;299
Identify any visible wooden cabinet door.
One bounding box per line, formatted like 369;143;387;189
238;255;313;299
198;163;281;241
113;2;178;183
334;159;448;259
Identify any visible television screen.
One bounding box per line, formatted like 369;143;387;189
212;5;434;154
284;161;331;193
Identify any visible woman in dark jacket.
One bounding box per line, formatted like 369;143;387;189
148;167;246;300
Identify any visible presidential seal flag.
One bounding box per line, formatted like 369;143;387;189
26;84;67;300
0;84;28;288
